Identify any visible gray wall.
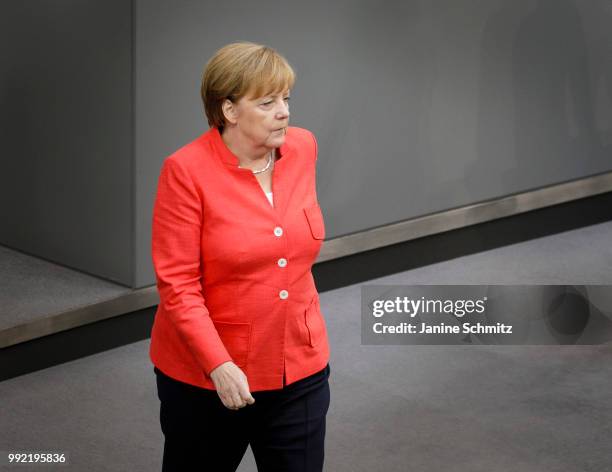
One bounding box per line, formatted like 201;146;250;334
1;1;133;285
2;1;611;289
134;0;612;287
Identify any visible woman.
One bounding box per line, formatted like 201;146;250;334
149;41;331;471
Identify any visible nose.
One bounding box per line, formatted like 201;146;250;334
276;99;290;119
276;107;289;120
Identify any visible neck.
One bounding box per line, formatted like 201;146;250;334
220;126;274;168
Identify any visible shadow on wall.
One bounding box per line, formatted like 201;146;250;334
315;1;431;235
470;0;612;196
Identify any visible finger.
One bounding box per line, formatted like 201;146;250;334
217;392;229;408
220;392;239;410
239;382;255;405
221;395;234;410
231;390;245;409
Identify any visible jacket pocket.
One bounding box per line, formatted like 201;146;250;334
304;295;326;348
303;203;326;240
212;321;251;368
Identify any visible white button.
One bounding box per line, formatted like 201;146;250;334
274;226;283;237
277;258;287;267
279;290;289;299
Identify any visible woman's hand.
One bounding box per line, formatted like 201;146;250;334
209;361;256;410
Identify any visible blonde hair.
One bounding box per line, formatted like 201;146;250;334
201;42;296;131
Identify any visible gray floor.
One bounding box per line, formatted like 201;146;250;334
2;221;612;471
0;245;130;331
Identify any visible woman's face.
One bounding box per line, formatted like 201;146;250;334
223;89;291;149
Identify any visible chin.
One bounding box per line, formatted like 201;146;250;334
265;128;286;146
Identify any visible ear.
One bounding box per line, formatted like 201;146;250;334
222;98;238;126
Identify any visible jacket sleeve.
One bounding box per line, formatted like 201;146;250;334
310;131;318;161
151;157;233;377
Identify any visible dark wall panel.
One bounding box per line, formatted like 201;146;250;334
1;1;133;285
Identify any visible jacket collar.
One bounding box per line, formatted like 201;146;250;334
208;126;293;168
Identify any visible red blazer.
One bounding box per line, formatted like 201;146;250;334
149;125;329;391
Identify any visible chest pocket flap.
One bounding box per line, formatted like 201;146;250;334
303;203;326;240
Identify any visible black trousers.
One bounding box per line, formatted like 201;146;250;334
154;363;331;472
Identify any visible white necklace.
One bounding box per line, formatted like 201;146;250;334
238;151;273;174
